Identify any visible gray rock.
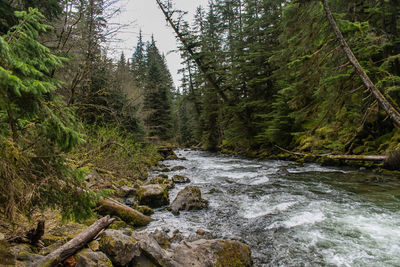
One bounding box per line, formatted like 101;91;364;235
138;184;169;208
118;185;136;197
99;229;140;266
75;248;112;267
172;239;252;267
124;197;136;206
170;186;208;215
131;231;176;267
146;177;175;189
172;174;190;184
161;167;171;172
171;166;186;171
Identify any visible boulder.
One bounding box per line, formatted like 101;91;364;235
171;166;186;171
136;205;155;216
172;239;252;267
170;186;208;215
158;147;177;159
75;248;112;267
131;231;175;267
98;229;140;266
138;184;169;208
146;177;175;189
0;240;16;266
118;185;136;198
98;199;153;227
172;174;190;184
161;167;171;172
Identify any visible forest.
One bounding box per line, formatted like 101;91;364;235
0;0;399;265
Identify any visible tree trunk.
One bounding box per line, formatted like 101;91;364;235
32;215;115;267
321;0;400;128
97;198;153;227
155;0;228;102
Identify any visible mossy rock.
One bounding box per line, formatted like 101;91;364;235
161;167;171;172
171;165;186;171
146;177;175;189
215;240;252;267
0;240;15;266
138;184;170;208
75;248;113;267
317;156;342;166
98;230;140;266
136;205;155;216
170;186;208;215
172;174;191;184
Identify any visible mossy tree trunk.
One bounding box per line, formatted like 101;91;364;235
321;0;400;128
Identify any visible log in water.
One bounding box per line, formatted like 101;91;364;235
148;150;400;266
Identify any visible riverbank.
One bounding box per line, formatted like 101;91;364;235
218;145;400;174
0;147;253;266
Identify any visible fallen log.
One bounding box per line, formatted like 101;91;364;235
32;215;115;267
275;146;387;161
97;198;153;227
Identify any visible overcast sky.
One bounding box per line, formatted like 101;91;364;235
108;0;209;88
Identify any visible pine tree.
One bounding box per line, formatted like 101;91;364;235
0;8;94;220
143;37;173;141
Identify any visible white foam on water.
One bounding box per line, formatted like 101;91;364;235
267;211;326;229
241;201;297;219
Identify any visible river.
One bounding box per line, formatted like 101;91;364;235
147;149;400;266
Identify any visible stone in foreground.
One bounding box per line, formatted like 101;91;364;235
98;229;140;266
75;248;112;267
172;239;252;267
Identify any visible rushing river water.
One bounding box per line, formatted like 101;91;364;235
147;149;400;266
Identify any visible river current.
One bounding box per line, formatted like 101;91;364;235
147;149;400;266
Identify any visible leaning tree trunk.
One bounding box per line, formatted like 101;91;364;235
321;0;400;128
155;0;228;102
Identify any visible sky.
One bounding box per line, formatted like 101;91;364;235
108;0;210;88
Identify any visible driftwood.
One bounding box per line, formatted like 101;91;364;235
33;215;115;267
7;220;45;247
98;198;153;227
321;0;400;128
276;146;387;162
27;220;45;246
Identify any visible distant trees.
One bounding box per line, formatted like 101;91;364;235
159;0;400;155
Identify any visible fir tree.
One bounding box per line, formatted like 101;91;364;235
143;37;173;141
0;8;94;220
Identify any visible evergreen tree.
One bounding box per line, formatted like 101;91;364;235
143;37;174;141
0;8;93;220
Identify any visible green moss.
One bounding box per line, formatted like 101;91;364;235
108;220;128;230
215;241;252;267
136;205;154;216
317;156;342;166
0;241;15;266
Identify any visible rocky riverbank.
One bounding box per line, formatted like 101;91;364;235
0;148;253;266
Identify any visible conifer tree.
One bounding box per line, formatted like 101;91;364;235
0;8;94;220
143;37;173;141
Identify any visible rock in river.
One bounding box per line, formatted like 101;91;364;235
170;186;208;215
171;165;186;171
172;174;191;184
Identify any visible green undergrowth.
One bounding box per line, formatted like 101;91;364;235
69;124;162;187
